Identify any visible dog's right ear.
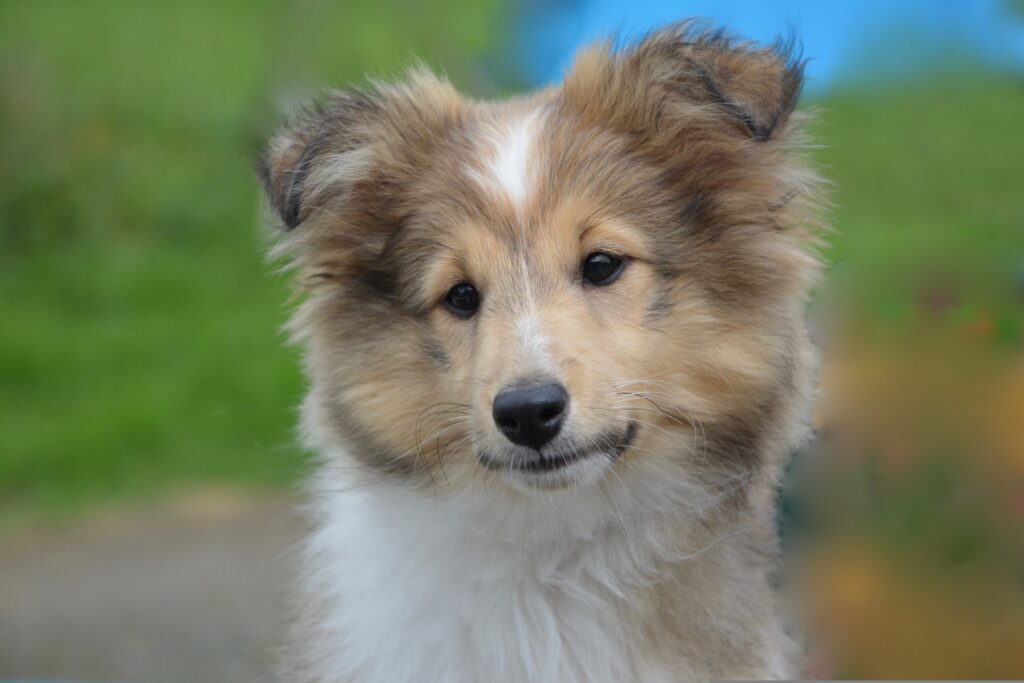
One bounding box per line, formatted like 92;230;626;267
257;91;380;230
258;69;465;234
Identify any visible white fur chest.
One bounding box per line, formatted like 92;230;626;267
299;471;695;683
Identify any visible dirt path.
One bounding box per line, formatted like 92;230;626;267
0;489;304;683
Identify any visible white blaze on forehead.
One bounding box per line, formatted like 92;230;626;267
491;111;537;203
469;109;540;206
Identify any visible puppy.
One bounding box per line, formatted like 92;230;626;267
259;21;824;683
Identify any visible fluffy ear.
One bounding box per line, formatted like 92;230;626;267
257;91;379;230
563;21;805;143
679;28;804;141
257;68;464;232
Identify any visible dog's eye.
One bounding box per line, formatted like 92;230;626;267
582;252;625;286
444;282;481;318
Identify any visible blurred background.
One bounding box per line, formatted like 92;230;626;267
1;0;1021;680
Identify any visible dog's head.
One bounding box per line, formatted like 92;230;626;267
260;24;823;493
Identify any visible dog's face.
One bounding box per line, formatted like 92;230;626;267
261;25;822;493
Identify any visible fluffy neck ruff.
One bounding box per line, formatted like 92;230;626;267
289;448;792;683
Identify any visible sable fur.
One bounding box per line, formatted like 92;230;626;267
259;21;825;683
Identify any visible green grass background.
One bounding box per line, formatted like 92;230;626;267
1;0;1021;519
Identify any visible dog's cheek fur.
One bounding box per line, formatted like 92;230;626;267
292;288;475;481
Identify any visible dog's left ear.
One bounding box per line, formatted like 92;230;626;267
679;30;804;142
563;22;805;143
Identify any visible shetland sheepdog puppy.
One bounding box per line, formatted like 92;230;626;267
258;20;825;683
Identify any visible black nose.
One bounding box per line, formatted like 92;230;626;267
492;382;568;450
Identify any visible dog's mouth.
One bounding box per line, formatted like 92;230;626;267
480;422;638;475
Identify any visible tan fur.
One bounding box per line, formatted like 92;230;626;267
260;21;826;681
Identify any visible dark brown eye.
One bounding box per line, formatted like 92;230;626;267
444;282;481;318
581;252;625;286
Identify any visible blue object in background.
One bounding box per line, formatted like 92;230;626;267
518;0;1024;93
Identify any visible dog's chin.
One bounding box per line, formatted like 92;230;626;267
481;422;638;492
